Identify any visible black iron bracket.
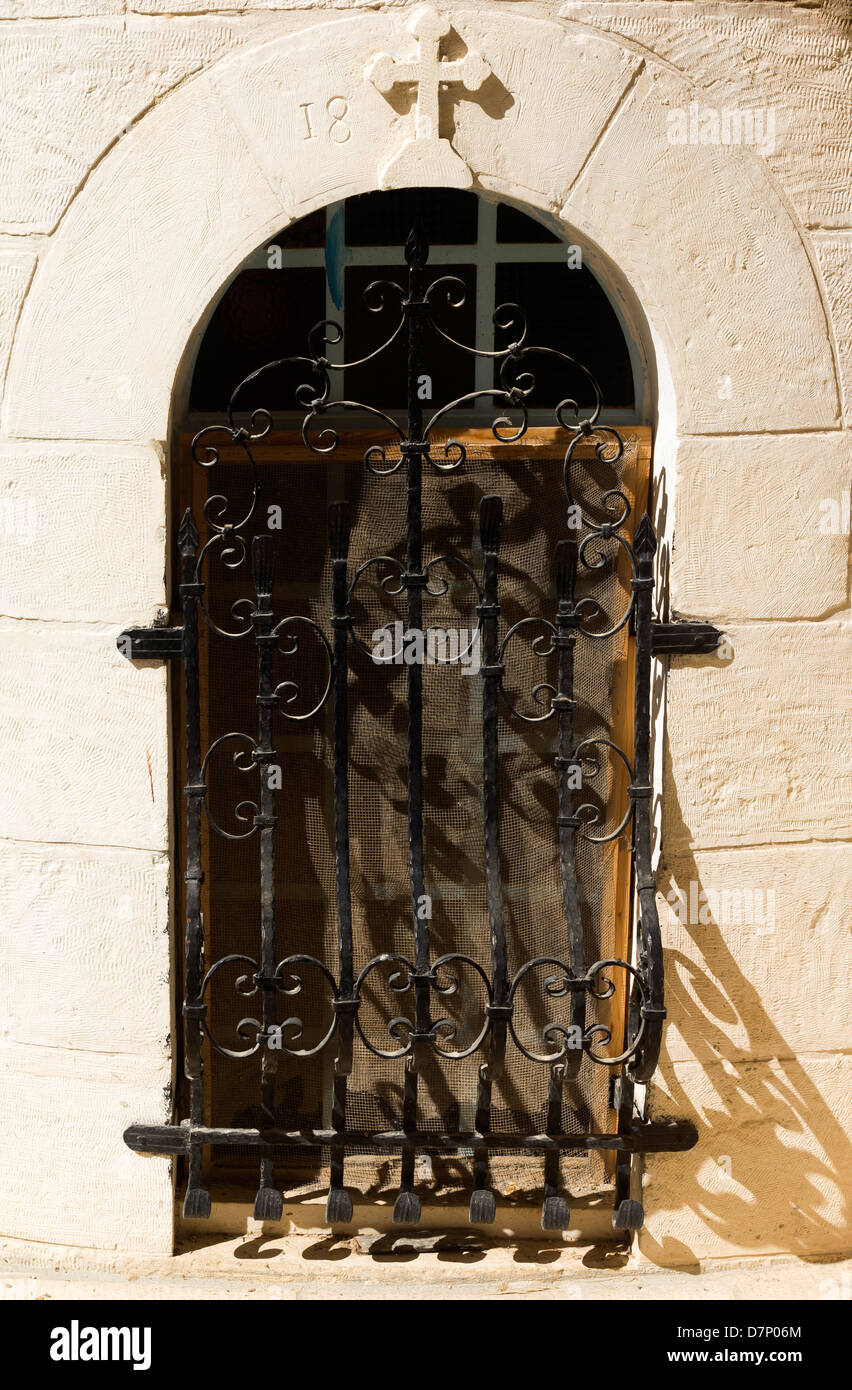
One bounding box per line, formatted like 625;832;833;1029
651;620;723;656
124;1119;699;1157
117;625;183;660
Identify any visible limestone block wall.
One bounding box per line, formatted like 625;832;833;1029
0;0;848;1264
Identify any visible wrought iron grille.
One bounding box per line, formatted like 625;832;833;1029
121;226;705;1232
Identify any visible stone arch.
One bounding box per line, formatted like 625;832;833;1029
4;7;839;445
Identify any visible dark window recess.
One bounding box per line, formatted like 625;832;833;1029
188;195;636;417
189;268;325;414
344;263;477;408
345;188;478;245
496;202;560;243
122;222;701;1235
267;207;327;249
494;263;634;411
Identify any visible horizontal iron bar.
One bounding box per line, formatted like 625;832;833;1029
650;621;723;655
124;1120;697;1156
117;626;183;660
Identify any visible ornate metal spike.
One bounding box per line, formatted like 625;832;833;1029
251;533;275;598
634;511;657;559
405;221;428;269
178;506;199;555
555;535;578;603
478;492;503;553
328;499;352;563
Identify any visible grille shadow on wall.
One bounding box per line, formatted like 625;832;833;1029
121;218;705;1233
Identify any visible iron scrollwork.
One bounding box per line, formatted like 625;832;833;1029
121;222;695;1234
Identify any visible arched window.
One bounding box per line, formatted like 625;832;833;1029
124;190;704;1233
184;191;640;425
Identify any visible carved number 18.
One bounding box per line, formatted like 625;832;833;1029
300;98;352;145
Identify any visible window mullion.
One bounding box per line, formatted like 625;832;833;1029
473;200;497;411
325;202;346;379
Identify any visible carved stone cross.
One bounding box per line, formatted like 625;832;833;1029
367;5;491;188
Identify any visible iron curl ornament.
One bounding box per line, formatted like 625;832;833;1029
121;221;696;1236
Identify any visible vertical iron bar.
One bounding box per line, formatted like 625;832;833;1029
612;512;662;1232
542;1064;569;1229
327;501;355;1224
629;514;664;1081
554;537;585;1051
470;494;504;1225
395;226;430;1226
251;534;283;1221
179;509;211;1219
612;1070;642;1232
542;536;584;1230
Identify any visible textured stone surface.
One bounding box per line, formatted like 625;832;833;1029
0;2;122;14
813;234;852;426
657;843;852;1063
6;10;838;439
0;1051;172;1254
663;621;852;850
669;432;851;620
209;13;640;211
3;1234;849;1300
0;619;169;851
561;1;852;229
5;65;286;440
0;17;277;233
563;60;839;432
641;1053;852;1265
0;442;166;623
0;251;35;401
0;840;171;1057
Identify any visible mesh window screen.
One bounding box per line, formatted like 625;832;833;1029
188;431;644;1202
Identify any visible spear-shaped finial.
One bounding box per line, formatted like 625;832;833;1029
178;507;199;556
634;513;657;561
555;535;578;604
479;494;503;555
251;533;275;598
328;500;352;564
405;220;429;269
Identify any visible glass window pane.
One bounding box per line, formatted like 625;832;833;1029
189;268;325;414
496;202;560;243
494;263;634;410
344;263;477;409
345;189;478;246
